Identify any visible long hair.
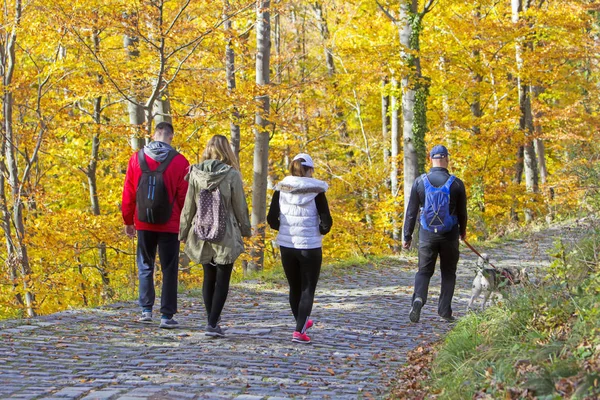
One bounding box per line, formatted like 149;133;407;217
289;159;312;177
201;135;240;170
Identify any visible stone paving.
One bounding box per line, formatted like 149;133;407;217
0;223;583;399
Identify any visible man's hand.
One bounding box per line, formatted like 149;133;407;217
124;225;136;238
402;240;411;250
460;233;467;241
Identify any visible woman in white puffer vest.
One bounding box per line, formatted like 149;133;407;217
267;153;333;344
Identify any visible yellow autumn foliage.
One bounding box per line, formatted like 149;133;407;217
1;0;598;318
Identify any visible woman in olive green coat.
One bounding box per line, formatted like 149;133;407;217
179;135;251;337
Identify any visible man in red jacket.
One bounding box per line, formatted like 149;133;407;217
122;122;190;329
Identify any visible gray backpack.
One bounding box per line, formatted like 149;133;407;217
194;187;227;242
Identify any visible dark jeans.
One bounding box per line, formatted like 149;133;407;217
202;262;234;327
412;235;460;318
280;246;322;333
137;230;180;317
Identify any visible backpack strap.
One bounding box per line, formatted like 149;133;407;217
138;149;179;172
138;149;149;172
422;173;455;191
156;150;179;172
421;173;432;190
442;175;456;192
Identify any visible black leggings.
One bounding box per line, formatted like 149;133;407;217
280;246;322;333
202;262;234;327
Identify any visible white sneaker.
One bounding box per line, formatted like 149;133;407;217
159;318;179;329
139;311;152;324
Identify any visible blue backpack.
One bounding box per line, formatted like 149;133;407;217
419;174;458;233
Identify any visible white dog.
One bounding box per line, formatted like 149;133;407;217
466;253;525;311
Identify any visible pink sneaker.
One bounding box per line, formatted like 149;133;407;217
292;331;311;344
305;319;313;331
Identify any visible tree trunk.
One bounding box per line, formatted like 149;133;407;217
382;77;391;172
0;94;21;307
534;138;547;185
248;0;271;274
84;30;113;300
523;144;538;191
363;189;373;228
312;1;335;76
274;6;281;83
390;77;400;253
512;0;539;222
5;99;35;318
87;132;101;210
396;0;436;249
439;56;452;133
530;84;547;186
123;33;145;150
2;0;35;317
470;6;483;135
514;145;525;185
0;151;23;308
313;1;346;138
399;0;422;217
143;3;167;139
153;92;172;125
224;0;241;161
291;6;309;140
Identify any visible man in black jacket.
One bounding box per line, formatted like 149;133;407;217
402;145;468;323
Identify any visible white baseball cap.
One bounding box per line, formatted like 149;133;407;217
292;153;314;168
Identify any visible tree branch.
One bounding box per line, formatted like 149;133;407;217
165;0;191;35
132;29;160;51
165;1;255;60
375;0;397;23
145;6;167;118
68;26;146;109
422;0;437;15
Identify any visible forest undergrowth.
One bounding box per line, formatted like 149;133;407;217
390;219;600;400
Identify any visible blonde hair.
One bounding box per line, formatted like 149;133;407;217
201;135;240;170
289;158;312;177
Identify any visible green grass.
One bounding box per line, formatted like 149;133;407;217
431;227;600;399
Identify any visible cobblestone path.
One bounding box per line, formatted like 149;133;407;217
0;223;581;399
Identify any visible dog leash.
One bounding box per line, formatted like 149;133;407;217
462;239;515;284
462;239;497;268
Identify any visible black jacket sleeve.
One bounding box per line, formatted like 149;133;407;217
315;192;333;235
403;178;421;242
455;178;468;237
266;191;280;231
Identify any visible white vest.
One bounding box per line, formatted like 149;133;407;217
275;176;328;250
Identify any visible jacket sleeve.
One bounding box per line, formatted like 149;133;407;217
456;178;468;237
266;191;281;231
175;156;190;211
121;154;137;225
179;173;197;241
403;178;421;242
315;192;332;235
231;171;252;237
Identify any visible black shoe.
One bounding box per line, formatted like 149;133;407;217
440;315;457;323
205;324;225;338
409;298;423;323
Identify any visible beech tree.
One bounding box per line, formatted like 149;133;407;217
1;0;597;318
248;0;271;272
